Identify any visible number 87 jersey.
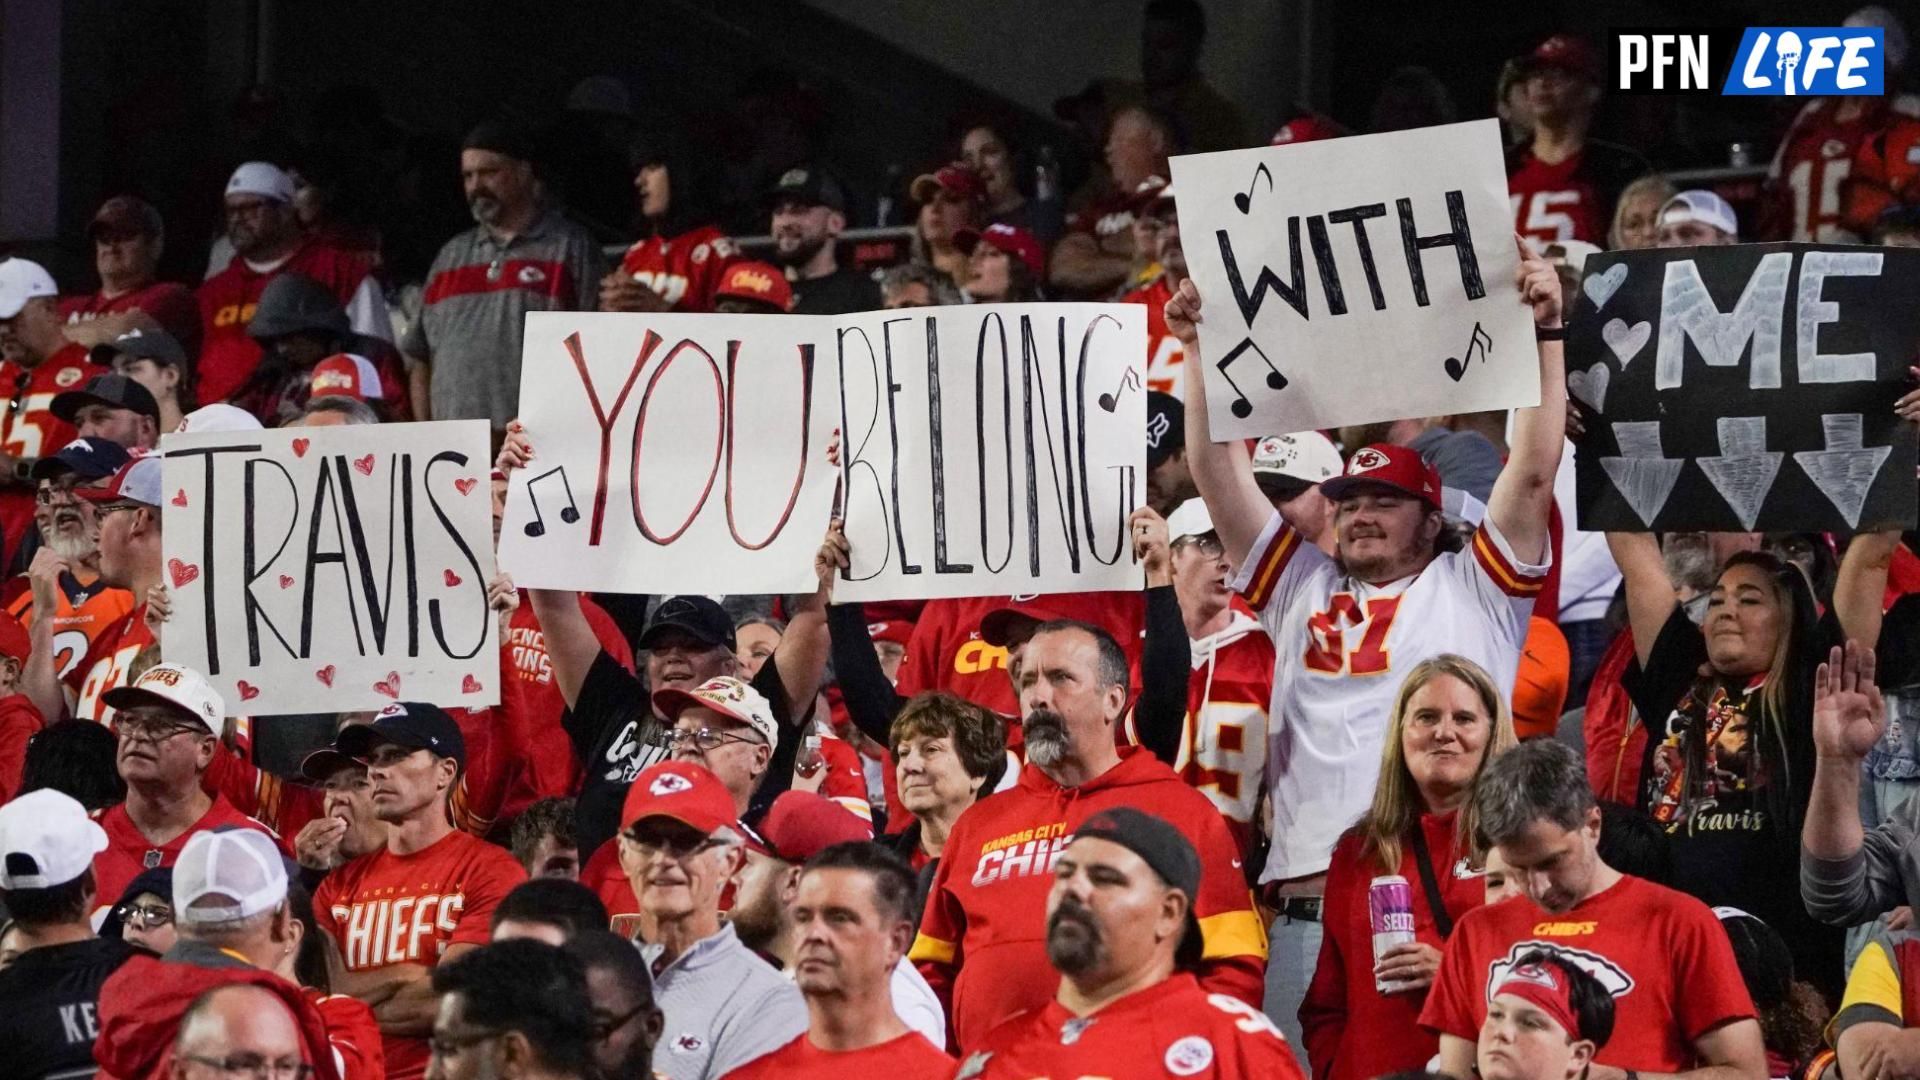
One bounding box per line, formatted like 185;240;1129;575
1232;507;1544;884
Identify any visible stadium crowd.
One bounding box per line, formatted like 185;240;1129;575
5;1;1920;1077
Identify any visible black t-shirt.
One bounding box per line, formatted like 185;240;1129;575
1875;593;1920;689
563;652;798;861
0;936;135;1079
791;266;881;315
1622;605;1842;996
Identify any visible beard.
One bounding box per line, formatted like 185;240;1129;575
773;233;827;268
47;528;96;563
1046;899;1105;975
728;884;783;953
468;194;503;226
1022;708;1069;768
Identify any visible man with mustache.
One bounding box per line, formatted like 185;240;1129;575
912;620;1265;1051
8;437;136;685
403;122;605;430
960;808;1302;1078
766;166;879;316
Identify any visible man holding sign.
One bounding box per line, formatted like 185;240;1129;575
1170;235;1565;1043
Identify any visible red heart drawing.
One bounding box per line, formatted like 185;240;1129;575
315;665;335;687
443;569;462;587
167;558;199;588
353;454;375;476
237;681;260;702
462;674;482;694
171;489;188;508
373;679;399;699
454;478;477;496
291;438;310;458
278;574;295;590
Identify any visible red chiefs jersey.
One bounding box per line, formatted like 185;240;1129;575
448;704;510;837
0;693;43;803
911;748;1265;1051
1121;273;1185;397
964;973;1303;1080
0;345;104;560
1506;140;1647;245
203;740;327;841
60;281;203;358
1066;189;1138;242
725;1031;954;1078
1845;106;1920;237
67;600;154;722
195;241;375;403
90;793;277;923
1420;875;1756;1072
894;592;1146;721
315;830;526;1080
8;572;137;683
617;224;741;312
1764;97;1918;241
497;592;632;822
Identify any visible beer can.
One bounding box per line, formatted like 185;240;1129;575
1369;875;1417;993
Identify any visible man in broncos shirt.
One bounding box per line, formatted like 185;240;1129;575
1505;36;1650;246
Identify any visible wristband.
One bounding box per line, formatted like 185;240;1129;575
1535;325;1567;341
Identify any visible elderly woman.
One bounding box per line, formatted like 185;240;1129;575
1608;173;1676;250
1609;532;1843;996
1300;654;1516;1080
882;691;1005;875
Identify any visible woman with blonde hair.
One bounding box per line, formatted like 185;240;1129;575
1301;654;1517;1080
1608;173;1676;250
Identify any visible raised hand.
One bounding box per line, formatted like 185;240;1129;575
294;816;349;871
1813;640;1886;761
1129;506;1171;586
1514;234;1562;329
495;420;533;477
144;583;173;640
814;518;851;602
1165;278;1204;348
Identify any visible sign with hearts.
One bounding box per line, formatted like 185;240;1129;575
1568;243;1920;532
160;420;500;715
1167;118;1540;437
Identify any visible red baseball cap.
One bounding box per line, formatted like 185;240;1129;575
620;761;742;840
956;223;1045;279
1319;443;1442;508
1524;34;1600;83
743;791;870;863
867;619;916;647
1269;115;1345;146
714;260;794;312
309;354;385;402
980;597;1073;647
910;162;986;205
0;612;29;664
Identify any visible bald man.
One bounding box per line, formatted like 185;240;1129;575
170;983;310;1080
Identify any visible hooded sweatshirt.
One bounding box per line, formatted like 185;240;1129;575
911;746;1267;1051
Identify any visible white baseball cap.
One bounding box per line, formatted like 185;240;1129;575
1659;190;1739;240
174;828;288;925
0;789;109;890
1166;497;1214;539
653;675;778;744
77;450;164;509
226;161;295;203
1252;431;1342;485
177;402;266;434
0;258;58;320
102;661;225;734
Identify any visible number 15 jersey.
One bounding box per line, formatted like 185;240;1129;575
1232;511;1546;882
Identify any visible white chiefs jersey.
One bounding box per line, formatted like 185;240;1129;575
1232;511;1546;882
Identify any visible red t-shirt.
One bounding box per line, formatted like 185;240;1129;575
315;830;527;1080
60;281;204;359
0;692;44;804
1121;274;1185;397
1505;141;1646;246
1066;190;1138;241
723;1030;954;1078
497;592;632;823
894;592;1146;721
1420;874;1757;1072
90;793;277;922
195;241;376;402
617;224;742;312
966;973;1305;1079
67;600;155;722
1300;812;1486;1080
0;344;104;560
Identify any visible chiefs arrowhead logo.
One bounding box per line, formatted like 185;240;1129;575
1349;448;1390;472
55;367;85;388
517;265;547;285
671;1033;706;1054
649;772;694;796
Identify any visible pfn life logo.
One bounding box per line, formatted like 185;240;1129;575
1611;27;1884;95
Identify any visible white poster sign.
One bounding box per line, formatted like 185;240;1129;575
1170;118;1539;438
161;420;499;716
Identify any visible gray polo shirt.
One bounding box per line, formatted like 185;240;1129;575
641;923;807;1080
403;210;605;429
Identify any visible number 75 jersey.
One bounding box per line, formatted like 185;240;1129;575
1232;510;1545;883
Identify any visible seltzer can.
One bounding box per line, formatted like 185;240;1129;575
1369;874;1417;993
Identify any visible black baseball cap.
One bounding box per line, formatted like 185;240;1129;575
766;165;848;213
1071;807;1204;967
336;702;466;767
51;374;159;424
87;327;187;369
298;743;363;784
638;595;736;652
30;436;132;483
1147;391;1186;470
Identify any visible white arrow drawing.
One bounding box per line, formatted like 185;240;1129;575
1696;416;1782;530
1599;421;1685;526
1793;413;1891;528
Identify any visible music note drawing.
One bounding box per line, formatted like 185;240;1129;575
1233;163;1273;215
1217;338;1287;419
523;467;582;537
1443;322;1493;383
1098;368;1143;412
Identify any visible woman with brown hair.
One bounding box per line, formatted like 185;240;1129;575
882;691;1007;874
1301;654;1516;1080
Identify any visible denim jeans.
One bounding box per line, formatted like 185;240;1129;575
1264;912;1323;1070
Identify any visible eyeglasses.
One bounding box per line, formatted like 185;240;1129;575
34;482;84;506
623;829;725;859
94;502;143;522
118;717;205;744
179;1055;314;1080
429;1027;504;1058
118;901;173;929
666;727;760;754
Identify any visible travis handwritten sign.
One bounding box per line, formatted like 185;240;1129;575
1568;243;1920;532
161;421;500;715
502;305;1147;600
1169;118;1538;438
